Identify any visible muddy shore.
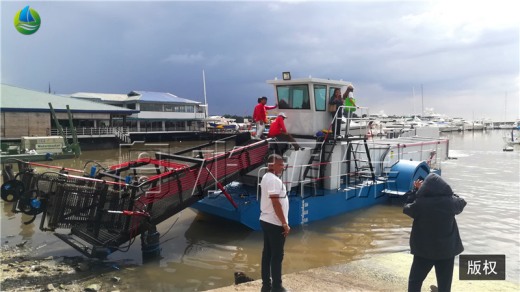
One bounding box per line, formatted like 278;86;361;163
0;240;134;292
2;237;518;292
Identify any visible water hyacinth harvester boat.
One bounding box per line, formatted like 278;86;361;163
0;74;449;258
192;74;449;230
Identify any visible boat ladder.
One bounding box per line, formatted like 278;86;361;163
344;138;376;186
300;136;336;197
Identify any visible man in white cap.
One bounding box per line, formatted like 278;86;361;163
268;112;301;151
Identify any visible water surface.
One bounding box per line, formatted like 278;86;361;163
1;130;519;290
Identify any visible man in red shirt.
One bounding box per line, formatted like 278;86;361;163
253;96;277;139
268;112;301;151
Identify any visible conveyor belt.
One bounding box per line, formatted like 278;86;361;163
1;137;270;257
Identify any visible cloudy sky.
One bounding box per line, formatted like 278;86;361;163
1;0;518;120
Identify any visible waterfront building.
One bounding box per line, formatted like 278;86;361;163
0;84;137;140
70;91;206;132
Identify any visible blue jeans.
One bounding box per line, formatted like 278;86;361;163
408;255;455;292
261;220;286;289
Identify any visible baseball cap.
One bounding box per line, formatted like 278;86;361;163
278;112;287;118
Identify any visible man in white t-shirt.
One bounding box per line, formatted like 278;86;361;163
260;154;290;292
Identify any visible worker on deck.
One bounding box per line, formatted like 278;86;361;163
268;112;301;152
253;96;277;139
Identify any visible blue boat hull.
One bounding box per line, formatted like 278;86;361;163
192;160;434;230
192;182;391;231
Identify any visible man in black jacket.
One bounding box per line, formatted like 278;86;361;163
403;173;466;292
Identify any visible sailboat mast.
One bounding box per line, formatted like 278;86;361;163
412;87;416;116
504;92;507;122
203;70;208;119
421;84;424;117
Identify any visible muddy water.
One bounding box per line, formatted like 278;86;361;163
1;130;519;290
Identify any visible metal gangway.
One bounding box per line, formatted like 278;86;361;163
0;134;269;259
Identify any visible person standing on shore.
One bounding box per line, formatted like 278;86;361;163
260;154;290;292
403;173;466;292
253;96;277;139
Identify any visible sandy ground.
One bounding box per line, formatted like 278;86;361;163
2;240;518;292
208;253;520;292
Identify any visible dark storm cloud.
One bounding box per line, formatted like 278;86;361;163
1;1;518;120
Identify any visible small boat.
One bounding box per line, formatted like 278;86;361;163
0;104;80;163
463;121;484;131
501;128;519;151
472;121;485;131
0;74;449;259
206;116;240;132
498;123;516;129
0;151;77;163
503;129;520;145
482;119;495;130
0;136;79;163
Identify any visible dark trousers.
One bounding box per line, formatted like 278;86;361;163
274;133;301;151
332;107;343;136
261;220;286;289
408;255;455;292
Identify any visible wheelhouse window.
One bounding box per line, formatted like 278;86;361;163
314;84;327;111
276;84;310;110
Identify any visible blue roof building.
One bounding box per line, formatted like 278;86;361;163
70;90;206;132
1;84;137;139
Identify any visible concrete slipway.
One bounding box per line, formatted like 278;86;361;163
208;253;519;292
